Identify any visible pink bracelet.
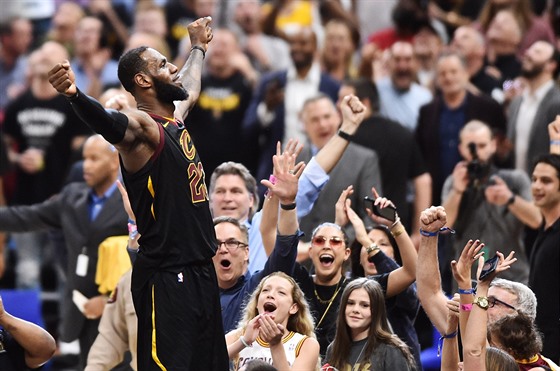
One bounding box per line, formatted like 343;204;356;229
460;304;473;311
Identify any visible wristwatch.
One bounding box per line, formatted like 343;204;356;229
473;296;489;310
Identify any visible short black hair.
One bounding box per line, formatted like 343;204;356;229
343;77;380;113
531;154;560;185
117;46;149;94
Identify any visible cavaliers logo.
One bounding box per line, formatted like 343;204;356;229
180;130;196;160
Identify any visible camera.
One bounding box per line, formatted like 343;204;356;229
466;142;490;185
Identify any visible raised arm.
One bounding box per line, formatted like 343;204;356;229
294;95;366;219
260;139;304;255
47;61;159;172
416;206;450;334
0;296;56;369
347;189;417;297
175;17;213;120
461;252;517;371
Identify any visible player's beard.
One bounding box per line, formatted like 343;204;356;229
152;76;188;103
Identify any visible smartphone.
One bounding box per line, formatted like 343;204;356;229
479;254;499;281
364;196;397;222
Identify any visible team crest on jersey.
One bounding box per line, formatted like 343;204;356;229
179;130;196;160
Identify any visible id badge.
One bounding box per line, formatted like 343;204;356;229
76;252;89;277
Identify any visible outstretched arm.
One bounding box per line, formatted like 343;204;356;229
0;296;56;368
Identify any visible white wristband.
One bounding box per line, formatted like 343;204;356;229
240;336;252;348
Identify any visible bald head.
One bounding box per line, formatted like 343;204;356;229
452;26;485;58
82;135;120;192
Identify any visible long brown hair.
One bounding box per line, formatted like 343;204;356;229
327;278;414;370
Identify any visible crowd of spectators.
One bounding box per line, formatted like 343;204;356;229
0;0;559;370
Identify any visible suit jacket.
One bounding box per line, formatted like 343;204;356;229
507;84;560;173
0;182;128;342
415;92;506;204
296;142;382;240
243;69;340;195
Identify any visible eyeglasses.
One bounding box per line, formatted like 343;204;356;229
311;236;344;248
488;296;516;311
216;239;248;251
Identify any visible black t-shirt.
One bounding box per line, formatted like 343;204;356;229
0;329;31;371
187;71;257;177
529;217;560;361
122;114;217;290
349;116;428;229
2;90;92;204
470;68;502;97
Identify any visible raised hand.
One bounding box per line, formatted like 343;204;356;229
339;95;365;132
366;187;397;227
334;185;354;227
419;206;447;233
346;201;369;245
451;239;485;289
48;60;77;96
187;16;213;51
260;141;305;204
476;251;516;285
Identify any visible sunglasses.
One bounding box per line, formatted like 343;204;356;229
311;236;344;248
488;296;516;311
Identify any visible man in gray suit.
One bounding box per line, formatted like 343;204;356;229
296;93;382;241
0;134;128;369
508;41;560;174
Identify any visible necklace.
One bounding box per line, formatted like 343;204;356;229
352;339;368;370
314;278;346;329
314;278;342;305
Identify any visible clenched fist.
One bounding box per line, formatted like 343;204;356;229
48;60;77;97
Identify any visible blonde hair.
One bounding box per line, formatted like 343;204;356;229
237;272;316;338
